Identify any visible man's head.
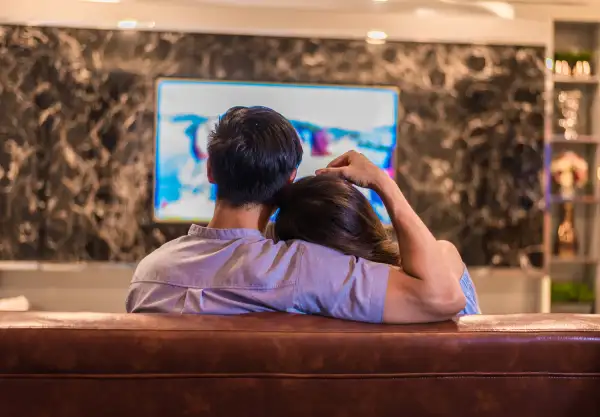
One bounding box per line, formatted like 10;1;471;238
207;106;303;207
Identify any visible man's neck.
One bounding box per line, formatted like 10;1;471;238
207;200;273;232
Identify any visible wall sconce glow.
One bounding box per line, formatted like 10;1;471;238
366;30;388;45
415;8;437;17
476;2;515;19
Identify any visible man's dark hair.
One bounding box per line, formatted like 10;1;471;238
208;106;303;206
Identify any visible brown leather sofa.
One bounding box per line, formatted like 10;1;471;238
1;312;599;417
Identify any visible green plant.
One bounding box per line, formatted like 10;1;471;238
551;281;595;303
554;51;594;68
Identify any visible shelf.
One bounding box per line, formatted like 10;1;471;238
551;134;600;144
549;22;600;315
549;195;600;204
551;302;594;314
550;256;598;265
553;75;598;85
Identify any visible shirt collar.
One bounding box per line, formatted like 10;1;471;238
188;224;263;240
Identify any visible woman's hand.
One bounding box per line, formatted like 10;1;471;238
315;150;390;191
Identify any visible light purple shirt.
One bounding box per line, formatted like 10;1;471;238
127;225;481;321
126;225;390;323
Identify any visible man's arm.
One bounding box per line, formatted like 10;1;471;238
317;151;465;324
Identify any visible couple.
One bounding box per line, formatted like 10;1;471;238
126;106;480;323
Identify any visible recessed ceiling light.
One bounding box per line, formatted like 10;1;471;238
118;19;138;29
366;30;387;40
366;30;387;45
117;20;155;29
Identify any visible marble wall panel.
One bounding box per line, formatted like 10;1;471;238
0;26;545;265
0;28;46;259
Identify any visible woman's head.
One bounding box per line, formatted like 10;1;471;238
273;175;399;265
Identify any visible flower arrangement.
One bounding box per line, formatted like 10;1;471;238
550;151;589;199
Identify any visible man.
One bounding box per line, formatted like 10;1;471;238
127;106;467;323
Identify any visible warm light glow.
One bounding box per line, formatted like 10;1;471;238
439;0;514;19
475;2;515;19
84;0;121;3
366;30;387;45
366;38;386;45
415;7;437;17
118;19;138;29
366;30;387;40
372;0;388;2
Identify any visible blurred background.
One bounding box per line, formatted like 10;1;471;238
0;0;598;315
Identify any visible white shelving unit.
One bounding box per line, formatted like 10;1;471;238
544;22;600;314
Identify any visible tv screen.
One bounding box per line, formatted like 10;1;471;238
154;79;398;224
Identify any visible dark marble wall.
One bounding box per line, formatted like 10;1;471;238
0;25;545;265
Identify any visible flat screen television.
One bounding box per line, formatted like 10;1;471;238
154;79;399;224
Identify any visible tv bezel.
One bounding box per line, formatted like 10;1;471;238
153;77;400;224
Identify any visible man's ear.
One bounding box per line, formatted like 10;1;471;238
207;159;215;184
288;169;297;184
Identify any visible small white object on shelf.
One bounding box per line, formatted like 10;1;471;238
0;296;30;312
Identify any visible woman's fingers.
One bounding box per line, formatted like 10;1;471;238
315;167;347;178
326;152;351;168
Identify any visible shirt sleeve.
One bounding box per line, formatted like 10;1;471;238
293;242;391;323
126;281;188;313
457;266;481;315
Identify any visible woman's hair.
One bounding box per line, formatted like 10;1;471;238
273;175;400;265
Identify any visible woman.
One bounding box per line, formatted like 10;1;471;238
271;175;480;316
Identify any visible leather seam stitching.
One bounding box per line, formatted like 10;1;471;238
3;373;600;379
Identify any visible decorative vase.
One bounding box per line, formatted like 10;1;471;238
550;152;589;258
572;60;592;78
554;202;578;258
554;60;571;76
557;90;582;141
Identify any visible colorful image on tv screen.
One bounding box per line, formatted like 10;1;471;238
154;79;398;224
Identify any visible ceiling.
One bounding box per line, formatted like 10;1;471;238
160;0;594;10
0;0;555;45
112;0;600;20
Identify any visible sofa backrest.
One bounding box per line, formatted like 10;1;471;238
1;312;599;417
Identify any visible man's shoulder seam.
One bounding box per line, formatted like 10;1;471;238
131;279;297;291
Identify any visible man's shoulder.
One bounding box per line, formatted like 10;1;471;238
132;232;390;286
291;240;381;264
131;234;306;285
132;235;190;282
283;240;392;283
288;240;391;324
